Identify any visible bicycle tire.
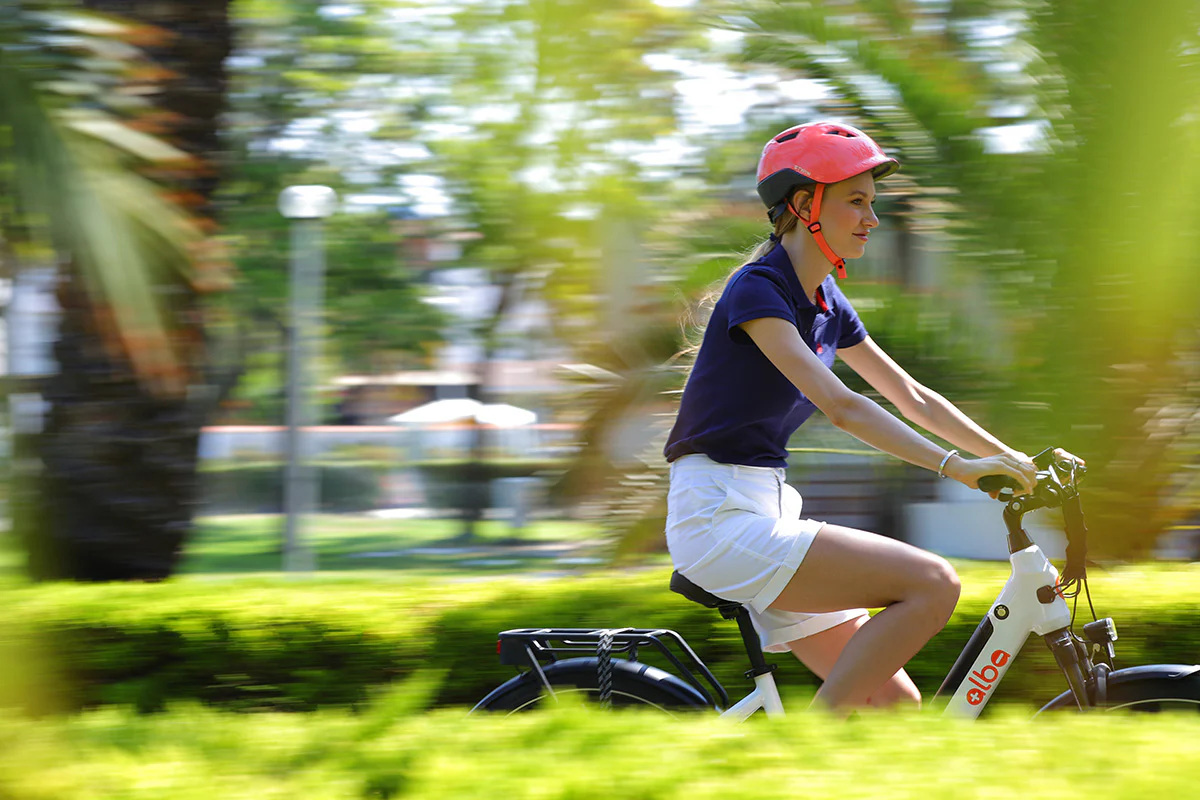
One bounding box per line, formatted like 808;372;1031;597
471;657;714;715
1036;664;1200;714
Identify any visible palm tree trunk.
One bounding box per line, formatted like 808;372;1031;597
14;2;232;580
17;266;207;579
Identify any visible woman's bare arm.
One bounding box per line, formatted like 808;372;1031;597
837;335;1017;458
739;317;1036;491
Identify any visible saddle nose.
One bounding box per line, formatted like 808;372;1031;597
669;571;739;610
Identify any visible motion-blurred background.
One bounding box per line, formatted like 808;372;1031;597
2;0;1198;581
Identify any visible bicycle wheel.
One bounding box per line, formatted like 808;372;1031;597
471;657;714;715
1037;664;1200;714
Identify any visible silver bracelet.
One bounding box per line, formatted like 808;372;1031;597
938;449;959;479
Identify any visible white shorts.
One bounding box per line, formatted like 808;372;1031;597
665;453;867;653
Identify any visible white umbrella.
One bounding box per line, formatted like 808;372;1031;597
388;398;537;427
388;398;482;425
474;402;537;427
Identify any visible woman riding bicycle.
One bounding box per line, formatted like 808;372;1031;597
663;121;1079;713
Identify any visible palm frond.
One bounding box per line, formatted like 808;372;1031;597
0;5;217;395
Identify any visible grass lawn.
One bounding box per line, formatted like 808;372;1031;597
182;513;613;578
0;513;617;584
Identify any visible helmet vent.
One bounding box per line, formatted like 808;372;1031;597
774;131;801;143
824;128;857;137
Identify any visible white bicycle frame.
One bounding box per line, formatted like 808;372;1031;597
720;670;786;720
938;541;1071;717
718;539;1072;720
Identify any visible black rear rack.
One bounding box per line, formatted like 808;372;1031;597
496;627;729;709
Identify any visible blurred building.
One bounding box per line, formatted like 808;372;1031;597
2;267;59;440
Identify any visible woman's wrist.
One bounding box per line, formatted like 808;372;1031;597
937;449;959;479
940;451;967;482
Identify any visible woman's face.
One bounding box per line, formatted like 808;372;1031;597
796;171;880;259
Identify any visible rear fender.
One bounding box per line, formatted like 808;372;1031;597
471;657;711;713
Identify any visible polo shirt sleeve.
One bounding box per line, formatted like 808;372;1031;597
835;291;868;349
724;268;796;346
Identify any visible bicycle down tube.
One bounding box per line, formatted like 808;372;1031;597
935;540;1073;717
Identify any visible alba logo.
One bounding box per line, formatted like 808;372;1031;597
965;649;1012;706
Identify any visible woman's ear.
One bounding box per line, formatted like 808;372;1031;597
791;189;814;220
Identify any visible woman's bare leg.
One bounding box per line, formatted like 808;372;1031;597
785;614;922;709
770;523;960;711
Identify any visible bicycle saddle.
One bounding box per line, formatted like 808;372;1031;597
669;571;740;610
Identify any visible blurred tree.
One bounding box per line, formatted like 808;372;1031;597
1;1;234;579
409;0;695;539
1027;0;1200;557
215;0;448;405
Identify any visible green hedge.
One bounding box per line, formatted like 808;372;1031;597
2;704;1198;798
199;462;387;513
2;564;1199;715
411;460;561;510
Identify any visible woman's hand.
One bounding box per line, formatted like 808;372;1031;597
1052;448;1086;471
943;451;1038;496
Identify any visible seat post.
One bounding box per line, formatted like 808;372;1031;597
670;571;777;681
724;605;776;678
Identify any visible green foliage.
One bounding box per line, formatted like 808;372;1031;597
837;284;1009;406
2;563;1197;716
199;461;389;513
1;701;1199;798
215;167;448;377
414;459;563;510
0;4;210;391
217;0;452;381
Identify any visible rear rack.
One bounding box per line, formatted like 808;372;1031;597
497;627;730;709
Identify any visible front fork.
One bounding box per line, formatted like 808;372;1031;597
1044;627;1111;709
1044;628;1091;709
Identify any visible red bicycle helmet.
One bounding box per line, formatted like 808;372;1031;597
756;122;899;278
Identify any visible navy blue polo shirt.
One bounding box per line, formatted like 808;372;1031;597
663;241;868;468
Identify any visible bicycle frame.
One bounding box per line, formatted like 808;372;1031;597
720;671;786;720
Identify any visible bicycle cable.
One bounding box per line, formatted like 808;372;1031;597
1060;569;1099;627
1056;459;1099;626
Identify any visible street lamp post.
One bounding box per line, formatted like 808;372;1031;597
278;185;337;573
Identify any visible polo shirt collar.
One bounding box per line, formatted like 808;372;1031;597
764;240;830;313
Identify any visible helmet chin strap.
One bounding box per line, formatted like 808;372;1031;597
787;183;847;280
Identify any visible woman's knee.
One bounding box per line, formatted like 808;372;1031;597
913;554;961;626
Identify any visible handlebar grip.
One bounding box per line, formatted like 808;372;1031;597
978;475;1022;494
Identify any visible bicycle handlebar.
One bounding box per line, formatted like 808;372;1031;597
977;474;1022;494
978;446;1090;579
978;447;1087;501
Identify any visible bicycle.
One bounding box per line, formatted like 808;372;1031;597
471;447;1200;717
